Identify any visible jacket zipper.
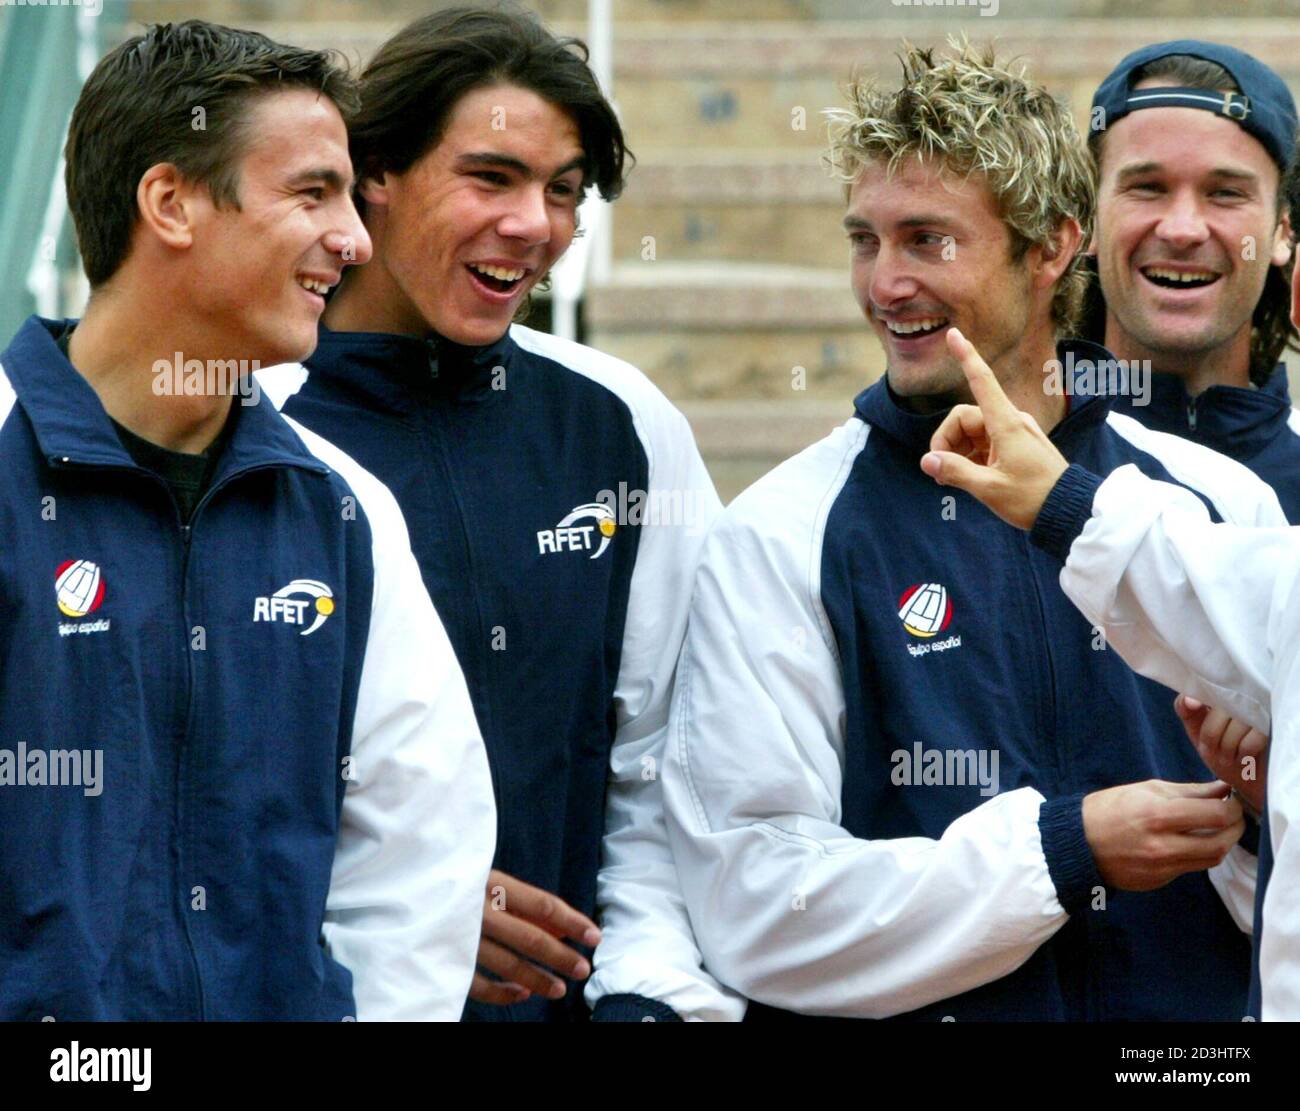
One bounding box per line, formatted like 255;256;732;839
1187;396;1201;431
173;463;292;1020
173;506;207;1021
50;456;302;1020
420;397;505;851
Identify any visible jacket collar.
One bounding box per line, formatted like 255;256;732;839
853;338;1119;456
1112;364;1293;457
1;316;327;478
303;322;516;412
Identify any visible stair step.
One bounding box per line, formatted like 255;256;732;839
681;397;853;502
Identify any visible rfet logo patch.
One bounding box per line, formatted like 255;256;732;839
897;583;952;639
537;502;617;560
253;578;336;636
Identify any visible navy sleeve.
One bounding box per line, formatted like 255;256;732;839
1039;792;1105;915
1029;464;1105;563
590;993;684;1022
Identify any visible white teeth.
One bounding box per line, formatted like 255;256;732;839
886;317;947;335
1143;268;1217;283
297;277;331;295
470;263;526;282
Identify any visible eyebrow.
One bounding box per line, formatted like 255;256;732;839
1115;161;1260;185
285;167;354;192
455;151;587;179
842;214;953;231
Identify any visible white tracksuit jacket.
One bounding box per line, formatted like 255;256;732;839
1032;461;1300;1019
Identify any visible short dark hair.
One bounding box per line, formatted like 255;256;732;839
1085;52;1299;382
347;4;629;214
65;20;358;288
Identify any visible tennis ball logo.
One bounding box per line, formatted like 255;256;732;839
898;583;952;638
56;559;106;618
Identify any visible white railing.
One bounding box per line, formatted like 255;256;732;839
25;5;96;321
549;0;614;340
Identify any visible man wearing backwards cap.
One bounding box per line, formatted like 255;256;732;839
1086;40;1300;1017
1087;40;1299;512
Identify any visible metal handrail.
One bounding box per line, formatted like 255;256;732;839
549;0;614;341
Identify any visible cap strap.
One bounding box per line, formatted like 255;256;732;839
1125;86;1251;121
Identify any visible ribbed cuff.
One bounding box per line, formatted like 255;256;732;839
1030;464;1104;563
1040;792;1105;915
590;993;683;1022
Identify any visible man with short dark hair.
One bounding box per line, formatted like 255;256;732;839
1086;41;1300;514
263;6;736;1022
0;19;494;1020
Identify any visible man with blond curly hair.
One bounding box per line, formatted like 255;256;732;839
661;41;1286;1021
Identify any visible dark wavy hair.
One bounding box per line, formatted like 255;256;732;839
1085;53;1299;384
347;4;629;213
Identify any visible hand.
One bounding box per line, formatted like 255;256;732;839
469;868;603;1006
919;328;1069;530
1082;779;1244;892
1175;694;1268;817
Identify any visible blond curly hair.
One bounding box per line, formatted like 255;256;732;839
825;39;1095;334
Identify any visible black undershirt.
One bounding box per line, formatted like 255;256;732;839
55;323;232;523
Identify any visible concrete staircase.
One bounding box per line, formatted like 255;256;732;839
130;1;1300;499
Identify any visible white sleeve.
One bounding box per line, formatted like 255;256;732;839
1209;846;1258;934
662;453;1070;1019
297;425;496;1021
584;399;745;1022
1047;463;1300;1016
1054;464;1291;736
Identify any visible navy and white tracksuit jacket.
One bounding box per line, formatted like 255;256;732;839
0;316;495;1021
1114;365;1300;1017
664;340;1285;1021
260;323;740;1022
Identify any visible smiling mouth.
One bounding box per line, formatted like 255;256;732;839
883;316;949;339
1140;266;1220;290
467;262;528;294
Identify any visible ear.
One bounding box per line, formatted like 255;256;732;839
1270;209;1293;269
1291;249;1300;331
357;170;392;209
1033;216;1085;289
136;163;198;252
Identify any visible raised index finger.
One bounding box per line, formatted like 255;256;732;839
946;327;1020;434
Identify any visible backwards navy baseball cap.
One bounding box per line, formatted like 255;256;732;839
1092;40;1298;171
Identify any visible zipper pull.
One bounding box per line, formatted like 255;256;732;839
1187;398;1199;431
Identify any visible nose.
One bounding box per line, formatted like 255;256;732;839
865;241;922;311
1153;188;1210;251
496;184;552;247
328;196;374;267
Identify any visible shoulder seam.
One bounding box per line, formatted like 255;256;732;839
0;360;17;431
508;325;669;481
1104;410;1274;525
807;421;870;663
